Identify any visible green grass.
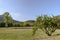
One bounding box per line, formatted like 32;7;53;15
0;28;48;40
0;27;60;40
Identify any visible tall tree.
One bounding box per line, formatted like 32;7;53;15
2;12;13;27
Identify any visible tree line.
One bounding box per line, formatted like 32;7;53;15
0;12;34;27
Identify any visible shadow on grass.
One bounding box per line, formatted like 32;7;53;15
52;34;60;36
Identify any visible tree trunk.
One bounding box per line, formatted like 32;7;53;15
45;28;52;36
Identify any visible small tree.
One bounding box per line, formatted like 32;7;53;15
32;15;58;36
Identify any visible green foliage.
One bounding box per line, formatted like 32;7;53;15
24;22;30;27
33;15;60;36
2;12;13;27
43;15;57;36
19;22;24;27
32;16;43;36
32;22;38;36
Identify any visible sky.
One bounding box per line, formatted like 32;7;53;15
0;0;60;21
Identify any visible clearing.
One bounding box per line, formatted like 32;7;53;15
0;27;59;40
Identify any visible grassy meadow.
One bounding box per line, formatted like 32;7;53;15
0;27;59;40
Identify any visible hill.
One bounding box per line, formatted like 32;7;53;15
0;15;20;23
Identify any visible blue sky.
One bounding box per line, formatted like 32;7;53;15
0;0;60;21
